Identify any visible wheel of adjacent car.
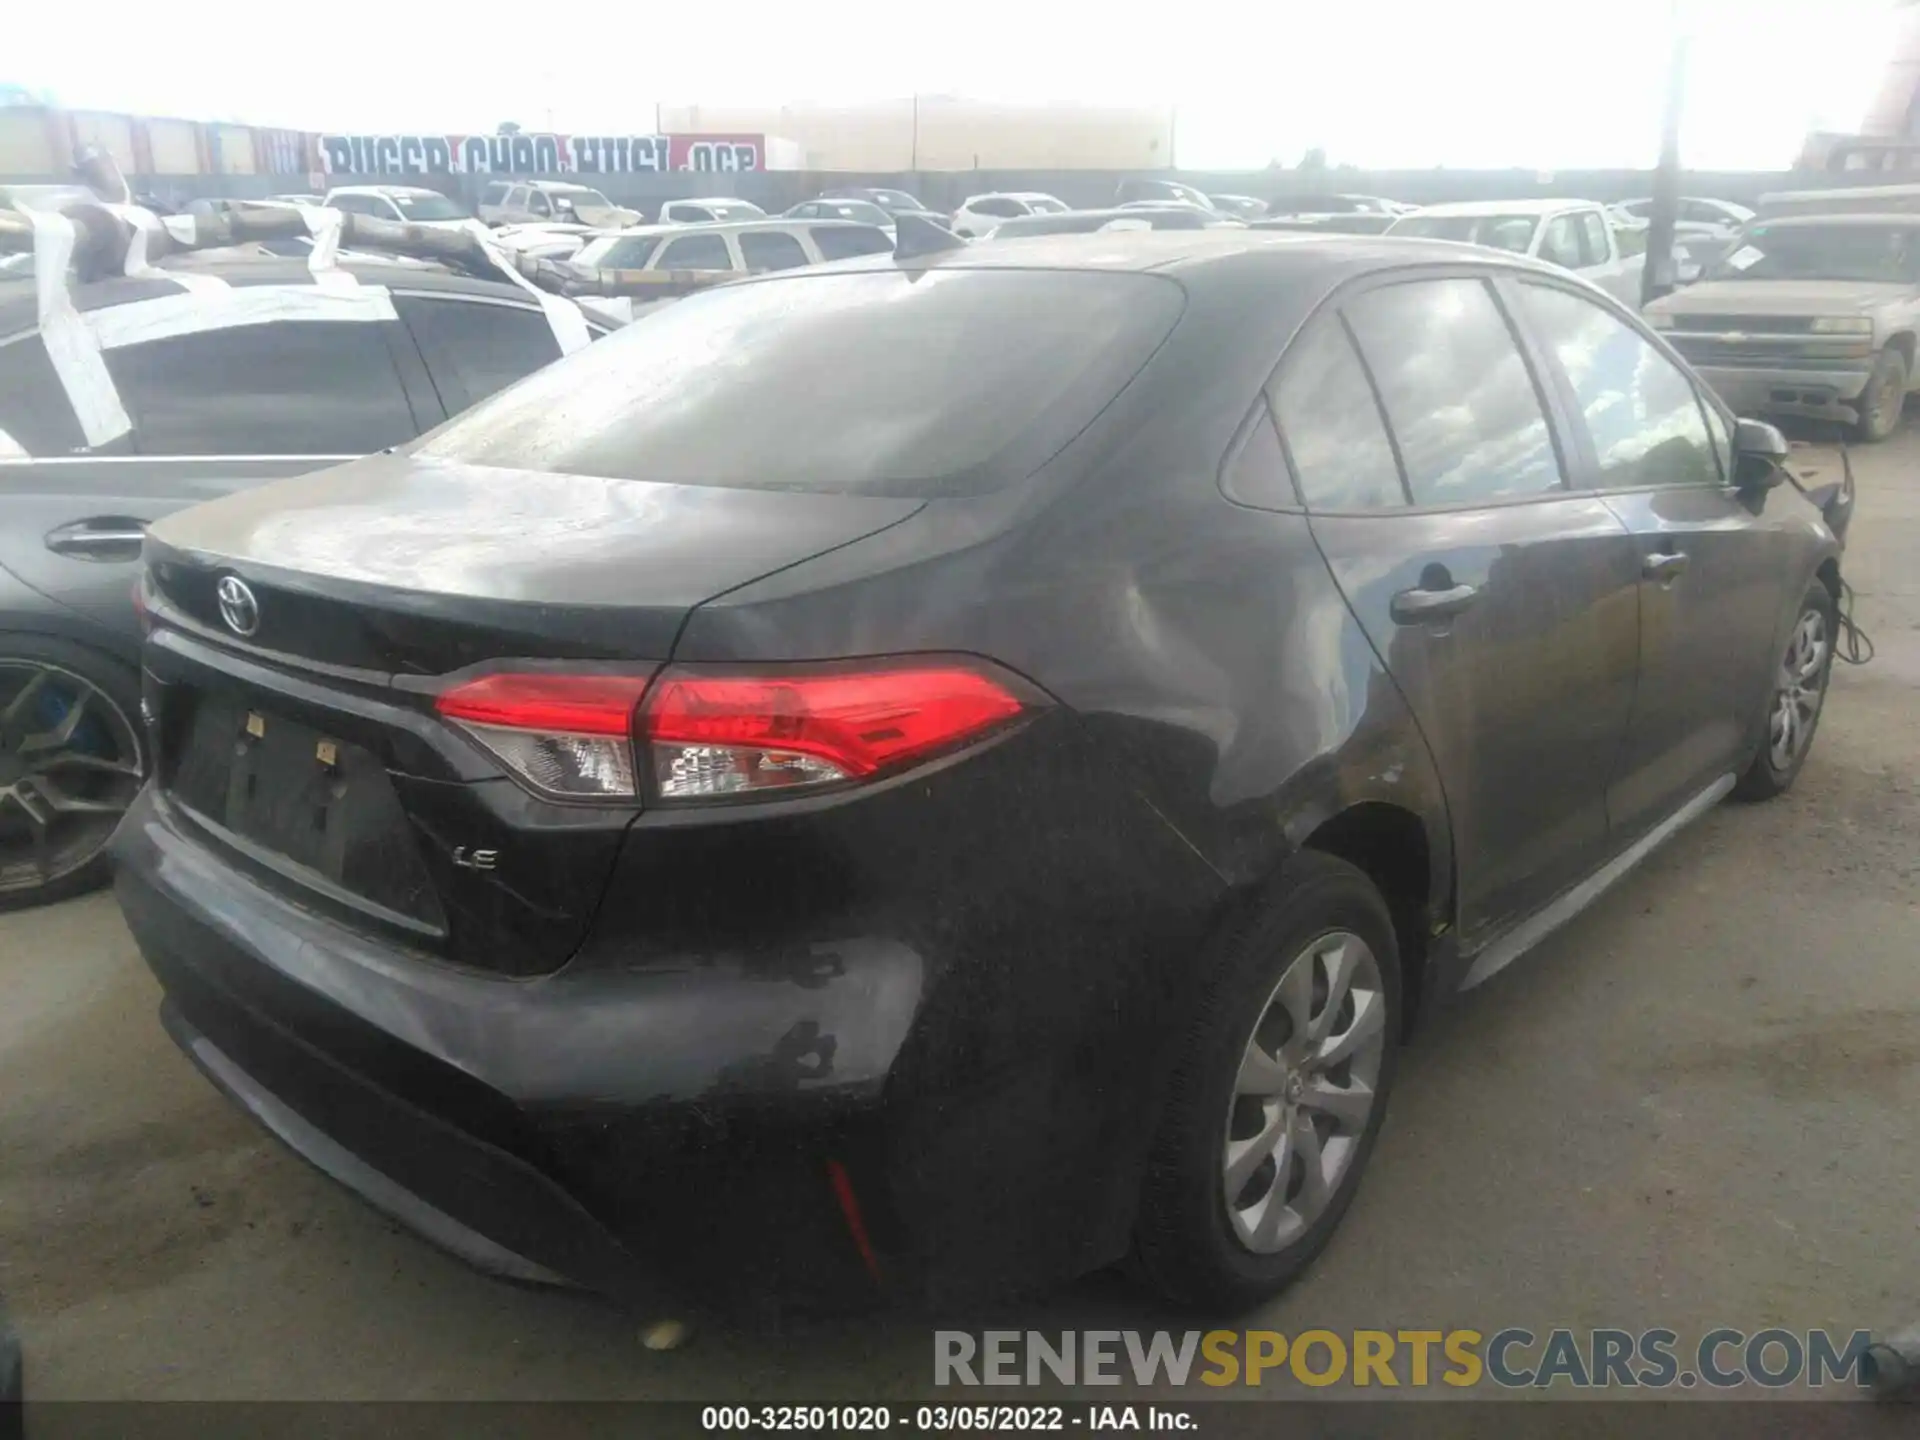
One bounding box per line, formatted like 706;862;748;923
1733;582;1838;802
1853;346;1908;443
0;636;146;911
1133;852;1402;1310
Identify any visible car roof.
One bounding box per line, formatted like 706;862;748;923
1746;212;1920;228
1401;198;1600;217
666;196;761;207
0;256;540;338
965;192;1060;203
750;227;1573;287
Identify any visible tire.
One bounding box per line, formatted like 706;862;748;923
1851;346;1908;443
1133;851;1403;1311
0;634;146;911
1733;582;1837;802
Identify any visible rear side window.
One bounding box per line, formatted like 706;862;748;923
482;183;509;205
107;320;417;456
1516;282;1721;489
655;233;733;270
972;198;1024;218
1269;318;1404;511
739;231;809;271
1343;278;1563;505
397;298;563;415
811;226;893;261
421;269;1185;498
0;334;89;456
1219;400;1294;510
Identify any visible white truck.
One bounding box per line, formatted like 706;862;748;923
1386;199;1646;304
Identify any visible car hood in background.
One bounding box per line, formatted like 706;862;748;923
1653;279;1916;316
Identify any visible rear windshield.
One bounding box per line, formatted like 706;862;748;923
420;268;1185;497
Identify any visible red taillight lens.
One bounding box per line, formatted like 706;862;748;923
641;663;1027;802
434;663;1028;805
435;673;651;800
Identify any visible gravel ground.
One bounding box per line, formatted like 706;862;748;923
2;428;1916;1402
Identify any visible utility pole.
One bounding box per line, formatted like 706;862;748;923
1642;1;1689;307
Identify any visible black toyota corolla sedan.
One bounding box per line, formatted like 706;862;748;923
113;231;1843;1313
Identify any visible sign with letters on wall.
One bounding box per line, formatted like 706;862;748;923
318;133;764;176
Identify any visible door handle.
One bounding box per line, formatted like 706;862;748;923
1642;550;1690;581
45;517;147;561
1390;582;1481;625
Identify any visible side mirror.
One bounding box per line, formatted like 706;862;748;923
1733;416;1789;491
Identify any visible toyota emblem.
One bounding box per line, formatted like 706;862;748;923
215;576;260;637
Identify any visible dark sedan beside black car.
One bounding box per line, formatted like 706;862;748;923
108;231;1841;1314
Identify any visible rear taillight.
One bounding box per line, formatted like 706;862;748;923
435;662;1029;805
641;664;1026;801
436;673;651;800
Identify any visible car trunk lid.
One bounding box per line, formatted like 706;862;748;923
142;455;923;976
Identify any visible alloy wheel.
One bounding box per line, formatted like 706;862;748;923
1768;609;1830;773
1222;929;1388;1254
0;661;145;897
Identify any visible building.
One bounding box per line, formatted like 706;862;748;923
656;97;1175;172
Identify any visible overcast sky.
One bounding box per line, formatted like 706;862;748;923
8;0;1904;169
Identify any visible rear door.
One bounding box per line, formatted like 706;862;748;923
0;310;423;642
1276;271;1643;945
1511;278;1788;840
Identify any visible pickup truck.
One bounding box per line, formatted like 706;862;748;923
1385;198;1645;304
1643;212;1920;441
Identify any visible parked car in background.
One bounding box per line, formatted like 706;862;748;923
655;197;767;225
322;185;473;227
573;219;893;275
0;256;615;909
1209;194;1269;220
1645;212;1920;441
478;180;639;228
1615;196;1754;235
1605;206;1730;285
1268;193;1412;217
948;192;1069;238
784;197;898;235
988;205;1238;237
1387;199;1644;303
114;230;1841;1320
1115;178;1218;211
490;223;595;261
1253;213;1397;235
264;193;325;207
820;186;939;220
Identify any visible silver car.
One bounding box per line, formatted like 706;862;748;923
0;256;610;908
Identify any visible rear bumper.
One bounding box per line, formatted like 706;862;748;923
113;784;906;1310
1691;362;1874;423
114;729;1228;1307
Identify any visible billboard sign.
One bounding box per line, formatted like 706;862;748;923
318;132;765;176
